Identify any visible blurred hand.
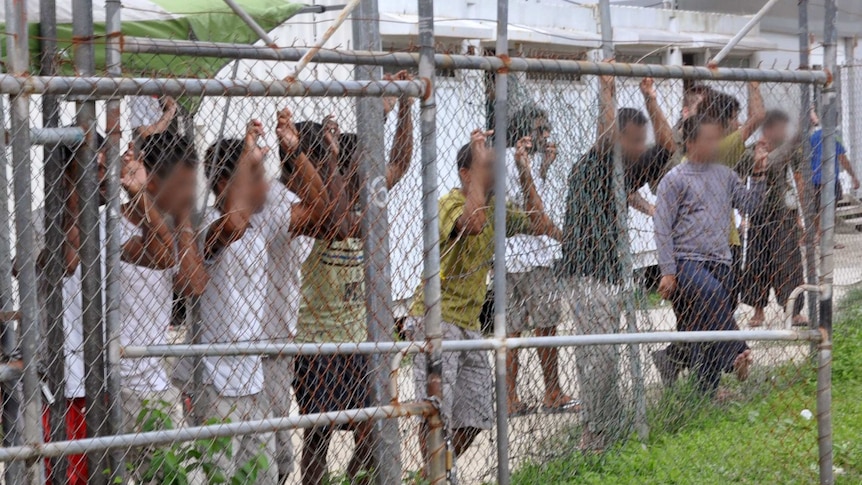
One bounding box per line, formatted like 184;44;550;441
162;96;178;119
515;136;533;173
658;275;677;300
753;139;769;174
121;145;147;198
639;77;657;99
322;115;341;159
242;119;269;166
276;108;300;154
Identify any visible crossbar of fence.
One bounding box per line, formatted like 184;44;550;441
121;37;828;83
0;76;426;97
122;329;821;358
0;402;436;462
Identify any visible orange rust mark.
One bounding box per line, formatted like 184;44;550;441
496;53;511;74
420;76;432;102
823;68;834;86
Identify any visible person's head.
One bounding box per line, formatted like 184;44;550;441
338;132;361;201
682;114;723;162
457;138;493;196
508;105;550;154
762;109;791;147
205;138;269;213
617;108;649;162
140;133;199;217
682;84;712;119
57;131;108;202
700;90;741;133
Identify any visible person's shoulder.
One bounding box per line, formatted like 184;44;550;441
440;188;465;205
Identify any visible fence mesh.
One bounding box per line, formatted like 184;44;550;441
0;5;848;485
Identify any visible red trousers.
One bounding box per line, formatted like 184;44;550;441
42;398;87;485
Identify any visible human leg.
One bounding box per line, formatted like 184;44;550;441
567;277;624;449
505;272;528;414
774;213;806;320
263;354;294;480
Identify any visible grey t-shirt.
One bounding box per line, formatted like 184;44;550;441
654;160;764;276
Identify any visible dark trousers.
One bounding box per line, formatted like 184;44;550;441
670;260;749;394
740;212;805;315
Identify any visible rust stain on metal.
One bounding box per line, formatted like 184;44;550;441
497;53;511;74
420;76;432;101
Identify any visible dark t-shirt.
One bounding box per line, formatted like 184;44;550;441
558;143;671;284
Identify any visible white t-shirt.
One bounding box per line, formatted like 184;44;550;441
32;208;85;399
128;96;162;130
504;147;562;273
263;183;313;342
111;211;173;394
199;194;293;397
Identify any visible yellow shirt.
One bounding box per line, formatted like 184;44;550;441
717;131;746;247
410;189;529;331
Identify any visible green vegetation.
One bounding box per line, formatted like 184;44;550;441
512;289;862;484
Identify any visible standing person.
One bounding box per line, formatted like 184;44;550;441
199;110;326;485
261;116;340;485
503;105;575;416
653;82;766;386
654;115;763;396
558;73;674;451
294;81;413;485
410;128;558;467
113;133;209;481
807;109;860;243
737;110;807;327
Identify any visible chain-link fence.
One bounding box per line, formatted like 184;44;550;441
0;0;846;484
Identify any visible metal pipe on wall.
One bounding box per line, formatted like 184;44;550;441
492;0;511;483
351;1;402;482
71;0;109;482
416;0;446;482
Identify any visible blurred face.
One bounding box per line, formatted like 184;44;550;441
531;117;551;153
149;164;197;218
686;122;723;162
763;120;789;148
619;122;648;162
459;146;495;197
683;93;705;118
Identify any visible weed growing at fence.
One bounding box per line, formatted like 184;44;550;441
511;288;862;484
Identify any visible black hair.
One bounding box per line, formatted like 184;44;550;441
338;133;358;175
140;133;197;179
204;138;244;194
617;108;648;132
681;114;721;146
456;142;473;171
279;121;327;179
700;90;740;125
683;84;712;107
56;131;106;176
763;109;791;129
507;105;548;147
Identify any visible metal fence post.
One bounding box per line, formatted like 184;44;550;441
351;1;402;482
492;0;512;483
7;0;46;481
417;0;446;483
820;0;838;339
104;0;126;481
599;0;648;441
816;328;833;485
72;0;108;483
797;0;820;349
38;0;72;481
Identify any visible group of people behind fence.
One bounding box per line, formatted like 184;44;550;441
19;69;856;484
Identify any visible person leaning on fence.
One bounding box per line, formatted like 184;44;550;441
736;110;808;328
654;114;764;397
293;77;414;485
653;81;766;386
197;111;327;485
409;127;558;466
110;133;208;481
557;72;675;452
502;104;575;417
31;135;103;485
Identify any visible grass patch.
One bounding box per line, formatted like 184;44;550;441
512;288;862;484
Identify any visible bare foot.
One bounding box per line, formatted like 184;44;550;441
733;349;753;382
542;392;580;413
508;399;531;417
792;314;810;327
578;430;605;454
